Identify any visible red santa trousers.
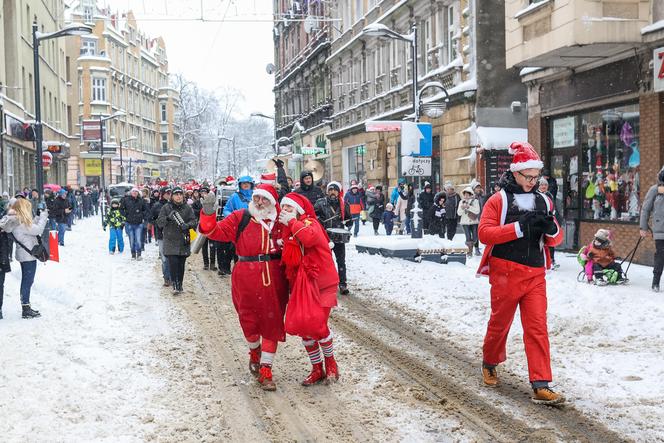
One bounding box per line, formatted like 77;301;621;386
483;257;552;382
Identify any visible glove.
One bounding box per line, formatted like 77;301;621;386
517;212;538;235
272;158;284;168
540;215;558;236
518;212;545;239
201;192;217;215
278;210;296;226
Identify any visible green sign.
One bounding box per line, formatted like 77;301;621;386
355;145;366;155
302;147;327;155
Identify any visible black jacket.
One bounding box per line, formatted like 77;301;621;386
190;199;203;222
156;201;197;256
45;196;57;219
314;196;352;243
53;197;71;224
150;198;168;240
444;193;461;220
121;195;149;225
295;171;325;205
418;190;435;213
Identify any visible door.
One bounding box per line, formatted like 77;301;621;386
551;149;579;250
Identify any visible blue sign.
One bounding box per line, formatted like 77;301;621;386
414;123;432;157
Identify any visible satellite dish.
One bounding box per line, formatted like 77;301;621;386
266;63;276;75
303;15;318;34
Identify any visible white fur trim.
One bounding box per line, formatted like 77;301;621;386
252;188;276;205
327;181;342;191
510;159;544;172
514;222;524;239
513;193;536;211
281;196;304;214
329;241;335;249
499;190;508;225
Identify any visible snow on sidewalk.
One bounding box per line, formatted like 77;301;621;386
347;224;664;442
0;217;198;441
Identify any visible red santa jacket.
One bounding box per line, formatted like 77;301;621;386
476;189;563;277
283;216;339;307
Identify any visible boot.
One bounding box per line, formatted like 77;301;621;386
136;251;143;261
532;387;565;405
131;251;136;260
474;246;482;256
339;284;349;295
482;364;499;387
0;310;3;320
22;304;41;319
203;263;209;271
249;347;261;376
653;276;660;293
209;263;217;271
109;250;115;255
324;356;340;383
465;241;474;258
258;364;277;391
163;278;171;287
302;362;326;386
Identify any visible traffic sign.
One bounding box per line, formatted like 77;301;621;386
401;122;432;157
402;156;432;176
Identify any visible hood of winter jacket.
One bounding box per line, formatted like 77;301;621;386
299;170;314;191
237;175;254;187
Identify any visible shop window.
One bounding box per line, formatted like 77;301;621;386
348;145;366;184
579;104;640;222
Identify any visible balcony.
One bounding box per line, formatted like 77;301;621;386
505;0;649;68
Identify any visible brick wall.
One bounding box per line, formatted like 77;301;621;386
578;92;664;266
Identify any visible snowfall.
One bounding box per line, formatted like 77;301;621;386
1;216;662;441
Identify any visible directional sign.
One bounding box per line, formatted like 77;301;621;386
416;123;432;157
401;122;432;156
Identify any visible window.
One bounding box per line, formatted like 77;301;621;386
91;77;106;102
354;0;363;22
348;145;366;184
578;104;640;222
161;134;168;153
447;6;457;64
81;38;96;56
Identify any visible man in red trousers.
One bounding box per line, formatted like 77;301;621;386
477;141;564;405
199;183;288;391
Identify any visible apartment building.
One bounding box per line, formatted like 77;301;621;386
0;0;73;195
65;2;181;186
325;0;527;190
506;0;662;263
273;0;333;180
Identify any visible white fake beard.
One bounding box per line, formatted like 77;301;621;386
248;201;276;221
513;193;536;211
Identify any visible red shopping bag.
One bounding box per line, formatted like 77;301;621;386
285;266;328;338
49;230;59;262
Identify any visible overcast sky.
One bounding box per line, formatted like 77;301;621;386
103;0;276;117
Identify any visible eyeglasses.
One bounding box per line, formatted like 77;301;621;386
517;171;541;183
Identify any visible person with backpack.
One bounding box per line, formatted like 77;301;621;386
198;184;289;391
458;187;481;256
103;198;126;254
156;187;197;294
344;184;365;237
0;197;48;319
223;175;254;216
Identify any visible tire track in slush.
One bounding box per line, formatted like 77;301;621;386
336;292;630;443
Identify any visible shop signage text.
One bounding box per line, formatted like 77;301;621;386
401;156;432;177
552;116;575;149
655;47;664;93
84;159;102;176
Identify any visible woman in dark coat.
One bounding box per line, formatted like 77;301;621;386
0;206;11;319
369;186;385;235
157;187;197;294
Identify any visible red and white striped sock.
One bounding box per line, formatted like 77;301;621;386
303;339;322;365
260;352;274;366
318;333;334;358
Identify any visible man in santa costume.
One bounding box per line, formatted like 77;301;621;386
279;192;340;385
199;183;288;391
477;141;565;405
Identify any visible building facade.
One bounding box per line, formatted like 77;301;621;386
65;2;181;187
0;0;73;195
323;0;526;192
506;0;662;263
273;0;333;181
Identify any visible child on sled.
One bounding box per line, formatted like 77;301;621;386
577;229;627;285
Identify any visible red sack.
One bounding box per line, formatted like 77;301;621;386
285;266;328;339
48;231;59;262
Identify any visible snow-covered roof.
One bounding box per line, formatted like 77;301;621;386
476;126;527;149
519;67;543;76
514;0;552;20
642;20;664;35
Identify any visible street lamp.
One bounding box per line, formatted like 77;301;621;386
119;135;137;183
363;23;418;120
417;81;450;119
98;110;125;191
33;22;92;198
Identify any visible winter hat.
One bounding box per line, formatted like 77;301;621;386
171;187;184;195
260;172;277;185
2;191;9;198
111;198;121;206
327;181;342;192
444;181;455;190
130;187;139;194
199;185;210;193
281;192;316;219
508;141;543;172
225;176;235;185
538;177;549;186
386;203;394;211
593;229;612;248
237;175;254;185
253;183;278;206
462;186;473;196
57;189;67;196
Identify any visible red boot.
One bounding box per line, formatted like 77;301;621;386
302;362;326;386
249;347;261;377
324;356;340;383
258;364;276;391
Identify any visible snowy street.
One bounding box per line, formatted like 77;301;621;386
1;217;661;441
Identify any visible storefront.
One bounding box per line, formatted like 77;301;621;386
545;102;641;250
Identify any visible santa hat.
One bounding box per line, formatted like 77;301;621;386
260;173;277;185
508;142;543;172
225;175;235;184
281;192;316;219
252;183;278;206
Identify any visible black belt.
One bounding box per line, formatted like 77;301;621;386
237;253;282;262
